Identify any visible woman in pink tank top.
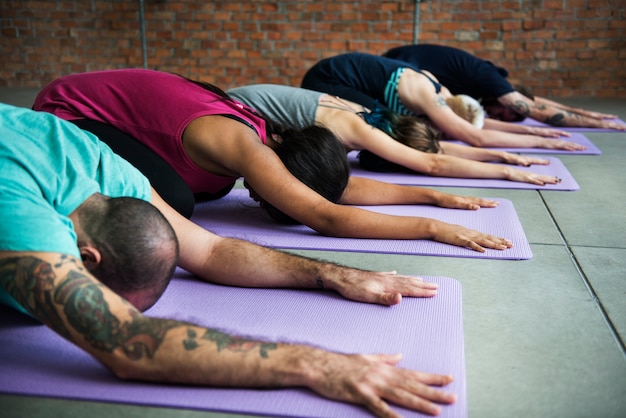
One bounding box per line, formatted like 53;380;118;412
34;69;514;252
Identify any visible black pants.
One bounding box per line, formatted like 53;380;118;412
71;119;196;218
301;71;387;113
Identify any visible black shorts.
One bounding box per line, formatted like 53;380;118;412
70;119;196;218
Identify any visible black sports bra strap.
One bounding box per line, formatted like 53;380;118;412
419;70;443;94
219;113;257;133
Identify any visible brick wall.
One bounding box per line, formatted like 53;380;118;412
1;0;625;97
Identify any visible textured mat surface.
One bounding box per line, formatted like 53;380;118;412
446;131;601;155
350;155;579;191
0;274;467;418
191;190;532;260
516;117;626;132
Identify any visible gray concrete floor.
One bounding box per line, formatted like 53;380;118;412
1;89;625;418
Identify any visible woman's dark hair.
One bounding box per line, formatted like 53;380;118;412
263;125;350;224
174;74;350;225
181;77;231;99
358;108;442;173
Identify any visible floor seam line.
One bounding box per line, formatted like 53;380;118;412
538;191;626;360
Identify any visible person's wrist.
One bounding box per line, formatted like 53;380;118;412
315;262;347;293
285;345;333;388
496;151;510;163
424;188;440;205
502;166;513;181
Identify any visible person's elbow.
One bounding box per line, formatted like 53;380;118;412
94;320;168;381
459;131;489;147
423;155;446;176
309;215;349;238
101;354;149;381
305;203;353;238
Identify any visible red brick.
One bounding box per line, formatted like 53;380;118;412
0;0;622;97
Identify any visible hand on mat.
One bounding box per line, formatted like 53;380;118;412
528;126;571;138
501;154;550;167
576;109;617;120
538;138;587;151
506;168;562;186
598;120;626;131
331;271;438;305
431;192;499;211
433;221;513;252
307;352;456;417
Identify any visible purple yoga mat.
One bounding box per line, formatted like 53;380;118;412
516;117;626;133
191;190;532;260
349;155;579;191
446;131;601;155
0;273;467;418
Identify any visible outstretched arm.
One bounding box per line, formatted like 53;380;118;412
498;91;626;130
340;176;499;209
397;71;591;148
439;142;549;165
189;117;512;251
534;96;617;119
0;252;455;417
346;118;559;185
151;190;438;304
426;96;587;149
482;117;572;138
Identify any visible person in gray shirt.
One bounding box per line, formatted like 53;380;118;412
228;84;563;185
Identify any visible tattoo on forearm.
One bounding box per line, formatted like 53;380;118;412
435;96;447;108
544;113;566;126
511;100;531;116
54;254;84;271
316;277;324;289
184;328;277;359
0;257;72;339
1;255;180;361
183;328;200;350
545;110;581;126
117;312;181;360
55;271;120;351
54;271;180;360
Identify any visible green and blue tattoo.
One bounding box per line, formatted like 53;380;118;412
1;255;276;360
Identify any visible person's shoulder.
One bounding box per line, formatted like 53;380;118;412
254;84;302;96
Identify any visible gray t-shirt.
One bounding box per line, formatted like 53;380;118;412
227;84;322;130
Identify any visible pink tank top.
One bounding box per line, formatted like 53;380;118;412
33;69;268;194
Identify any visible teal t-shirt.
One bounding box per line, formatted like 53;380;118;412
0;103;151;315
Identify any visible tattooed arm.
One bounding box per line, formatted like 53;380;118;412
533;96;618;120
397;70;585;149
422;94;583;149
498;91;626;130
0;252;455;417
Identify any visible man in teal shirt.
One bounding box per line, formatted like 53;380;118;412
0;103;456;416
0;102;178;314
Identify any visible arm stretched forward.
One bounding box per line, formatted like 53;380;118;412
0;252;455;418
186;116;513;251
346;117;560;185
499;91;626;131
151;189;440;303
397;70;590;148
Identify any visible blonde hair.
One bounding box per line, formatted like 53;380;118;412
359;108;441;153
358;110;443;173
445;94;485;129
392;114;442;153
